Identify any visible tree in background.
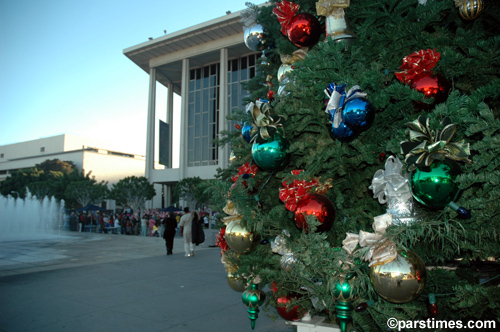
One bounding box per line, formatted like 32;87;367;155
208;1;499;331
35;159;76;175
173;177;214;210
0;159;77;199
110;176;156;212
64;175;109;208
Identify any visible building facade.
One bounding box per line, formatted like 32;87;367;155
124;10;258;208
0;134;146;210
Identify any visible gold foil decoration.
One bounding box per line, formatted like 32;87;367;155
316;0;350;19
222;200;242;225
280;49;308;65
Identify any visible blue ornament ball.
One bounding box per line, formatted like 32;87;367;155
330;121;357;143
342;98;376;131
242;122;253;143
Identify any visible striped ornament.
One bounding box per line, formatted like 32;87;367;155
457;0;485;20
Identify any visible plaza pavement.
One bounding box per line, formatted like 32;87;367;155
0;230;296;332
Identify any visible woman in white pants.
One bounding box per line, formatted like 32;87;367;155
179;207;195;257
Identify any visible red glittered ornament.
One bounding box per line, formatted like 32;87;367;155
287;13;321;48
293;193;335;233
276;295;305;321
411;72;450;108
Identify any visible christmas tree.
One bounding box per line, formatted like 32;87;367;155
208;0;500;331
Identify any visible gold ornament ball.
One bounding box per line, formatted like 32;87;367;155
227;273;247;292
370;250;427;304
224;219;259;253
458;0;484;20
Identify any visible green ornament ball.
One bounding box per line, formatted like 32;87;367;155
331;279;356;301
409;159;461;208
251;133;290;171
242;283;266;330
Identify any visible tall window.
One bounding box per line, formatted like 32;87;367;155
228;54;257;115
187;54;257;167
188;64;219;166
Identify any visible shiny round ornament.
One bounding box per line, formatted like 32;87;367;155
294;194;335;233
411;72;451;108
244;24;264;51
241;122;254;143
330;278;357;302
227;273;247;292
409;159;461;209
280;252;299;273
457;0;484;20
252;133;290;171
330;121;356;143
287;13;322;48
342;98;376;131
225;219;259;253
370;250;427;304
276;294;305;321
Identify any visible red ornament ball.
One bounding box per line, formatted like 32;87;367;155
276;295;305;321
267;90;275;101
293;193;335;233
411;72;450;109
287;13;321;48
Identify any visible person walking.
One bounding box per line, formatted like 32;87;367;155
179;207;194;257
162;213;177;255
141;214;148;236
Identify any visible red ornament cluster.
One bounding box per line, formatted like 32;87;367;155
232;162;259;183
396;49;450;107
273;0;321;48
395;49;440;84
279;170;318;212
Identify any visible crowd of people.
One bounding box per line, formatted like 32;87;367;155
69;210;206;235
67;208;216;257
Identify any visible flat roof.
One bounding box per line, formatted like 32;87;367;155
123;10;253;94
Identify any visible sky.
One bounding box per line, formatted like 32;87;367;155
0;0;249;156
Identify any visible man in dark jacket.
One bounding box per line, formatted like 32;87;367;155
163;213;177;255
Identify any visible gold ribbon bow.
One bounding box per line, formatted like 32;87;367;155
249;101;286;144
342;213;398;267
316;0;350;19
400;116;471;171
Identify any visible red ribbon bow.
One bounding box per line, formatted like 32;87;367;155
273;0;301;35
279;170;319;212
395;49;441;84
231;162;258;183
216;227;230;255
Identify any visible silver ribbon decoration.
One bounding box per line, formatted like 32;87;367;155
368;155;412;205
342;213;398;267
324;84;367;129
240;7;259;30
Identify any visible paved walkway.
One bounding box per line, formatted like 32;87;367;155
0;231;296;332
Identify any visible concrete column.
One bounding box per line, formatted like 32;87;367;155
218;48;229;170
179;58;190;179
145;67;156;181
166;83;174;169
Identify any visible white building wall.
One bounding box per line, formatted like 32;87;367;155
0;135;66;161
82;151;145;185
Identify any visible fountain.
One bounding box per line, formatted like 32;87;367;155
0;193;71;241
